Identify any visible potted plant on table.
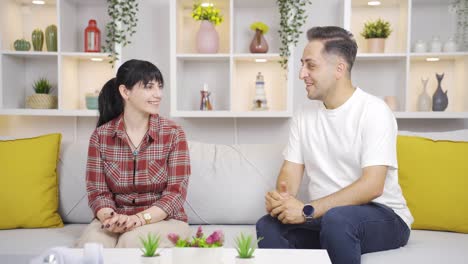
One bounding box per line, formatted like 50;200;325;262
249;22;269;53
360;18;392;53
140;233;161;264
191;2;224;53
168;226;224;264
26;77;57;109
234;233;263;264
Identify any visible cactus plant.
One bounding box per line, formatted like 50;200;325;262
14;39;31;51
32;29;44;51
45;25;57;51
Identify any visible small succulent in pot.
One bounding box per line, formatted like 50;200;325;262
33;77;53;94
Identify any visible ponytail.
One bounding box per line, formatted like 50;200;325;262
97;78;123;127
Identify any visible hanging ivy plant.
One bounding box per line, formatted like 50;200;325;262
277;0;312;70
103;0;139;66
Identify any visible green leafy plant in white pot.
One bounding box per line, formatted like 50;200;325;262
234;233;263;264
26;77;57;109
140;233;161;264
360;18;392;53
277;0;312;69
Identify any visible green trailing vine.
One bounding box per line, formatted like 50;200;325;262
277;0;312;70
103;0;139;66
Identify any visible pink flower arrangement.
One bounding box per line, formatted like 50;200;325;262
168;226;224;248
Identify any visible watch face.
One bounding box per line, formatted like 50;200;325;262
143;213;151;220
303;205;314;217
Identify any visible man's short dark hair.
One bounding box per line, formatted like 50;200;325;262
306;26;358;73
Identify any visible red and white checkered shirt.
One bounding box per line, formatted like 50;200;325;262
86;114;190;222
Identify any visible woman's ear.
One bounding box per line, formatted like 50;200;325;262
119;85;130;101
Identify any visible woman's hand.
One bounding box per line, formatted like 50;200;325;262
123;214;145;232
101;214;145;233
96;208;115;222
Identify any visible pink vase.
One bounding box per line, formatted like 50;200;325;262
250;29;268;53
196;20;219;53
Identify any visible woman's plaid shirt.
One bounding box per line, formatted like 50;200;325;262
86;114;190;222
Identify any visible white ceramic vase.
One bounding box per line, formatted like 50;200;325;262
430;36;442;52
140;255;161;264
443;37;457;52
413;40;427;53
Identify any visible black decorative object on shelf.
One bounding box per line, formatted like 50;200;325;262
432;73;448;111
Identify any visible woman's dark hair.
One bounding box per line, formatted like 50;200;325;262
306;26;358;73
97;59;164;127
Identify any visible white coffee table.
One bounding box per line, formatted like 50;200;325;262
69;248;331;264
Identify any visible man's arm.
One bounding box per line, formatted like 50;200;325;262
309;165;387;218
276;160;305;197
265;160;304;213
273;165;387;224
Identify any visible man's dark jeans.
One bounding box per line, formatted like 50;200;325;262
256;203;410;264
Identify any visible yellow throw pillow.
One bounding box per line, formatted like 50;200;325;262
0;133;63;229
397;135;468;233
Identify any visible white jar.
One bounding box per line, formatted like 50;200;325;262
413;40;427;53
430;36;442;52
443;37;457;52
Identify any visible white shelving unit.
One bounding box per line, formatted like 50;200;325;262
0;0;114;116
170;0;293;118
344;0;468;118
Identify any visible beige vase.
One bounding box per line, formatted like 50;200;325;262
26;94;57;109
367;38;385;53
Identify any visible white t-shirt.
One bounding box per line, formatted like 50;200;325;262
283;88;413;228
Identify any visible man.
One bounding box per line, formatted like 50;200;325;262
256;26;413;264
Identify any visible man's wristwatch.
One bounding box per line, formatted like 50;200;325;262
302;204;315;223
142;213;152;225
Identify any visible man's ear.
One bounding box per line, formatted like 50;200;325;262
119;85;130;100
335;60;347;79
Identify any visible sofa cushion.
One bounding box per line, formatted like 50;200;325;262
0;134;63;229
58;141;94;224
185;141;285;224
397;135;468;233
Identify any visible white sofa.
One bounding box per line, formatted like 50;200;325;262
1;133;467;263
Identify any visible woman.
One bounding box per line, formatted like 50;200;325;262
76;59;191;248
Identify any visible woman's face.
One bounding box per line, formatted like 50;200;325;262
123;80;163;115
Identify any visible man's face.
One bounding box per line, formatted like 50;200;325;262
299;40;337;101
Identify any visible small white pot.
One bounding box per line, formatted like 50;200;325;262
140;255;161;264
235;256;256;264
172;247;223;264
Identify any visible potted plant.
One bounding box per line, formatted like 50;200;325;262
26;77;57;109
249;22;269;53
85;90;100;110
168;226;224;264
234;233;263;264
277;0;312;69
102;0;139;66
191;2;224;53
140;233;161;264
360;18;392;53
